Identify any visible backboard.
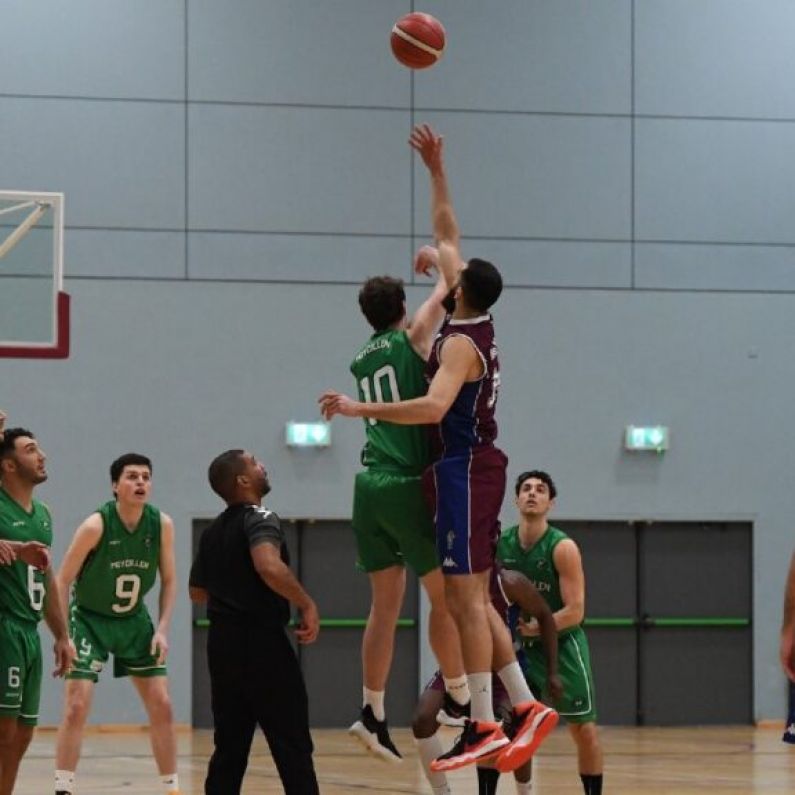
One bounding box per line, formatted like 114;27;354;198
0;190;70;358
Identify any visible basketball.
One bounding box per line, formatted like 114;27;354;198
390;12;445;69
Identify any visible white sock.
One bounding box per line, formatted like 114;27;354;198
363;687;386;721
443;674;471;705
469;672;495;722
416;734;450;792
55;769;75;793
497;662;534;705
160;772;179;791
515;778;532;793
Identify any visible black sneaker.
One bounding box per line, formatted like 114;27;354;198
431;718;509;772
349;705;403;763
436;691;471;727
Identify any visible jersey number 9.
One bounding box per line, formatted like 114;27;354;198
112;574;141;613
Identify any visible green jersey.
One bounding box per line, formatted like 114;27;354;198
74;500;161;618
0;487;52;623
497;523;578;637
350;329;430;472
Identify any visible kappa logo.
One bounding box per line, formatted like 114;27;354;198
442;557;457;568
12;521;25;528
536;560;547;570
446;530;455;551
502;558;516;564
109;539;122;546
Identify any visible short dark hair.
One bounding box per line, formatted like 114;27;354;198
110;453;152;483
0;428;35;461
514;470;557;500
358;276;406;331
461;258;502;312
208;449;247;502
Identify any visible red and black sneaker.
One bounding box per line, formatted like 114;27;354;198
430;718;509;772
494;700;559;773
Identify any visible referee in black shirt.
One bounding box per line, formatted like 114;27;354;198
189;449;320;794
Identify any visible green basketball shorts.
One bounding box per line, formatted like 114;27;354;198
352;469;440;577
67;605;166;682
0;613;42;725
522;626;598;724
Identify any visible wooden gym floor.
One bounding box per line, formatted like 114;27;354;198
16;724;795;793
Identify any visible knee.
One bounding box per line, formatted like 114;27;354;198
411;709;439;740
573;722;601;751
63;692;91;727
147;690;174;725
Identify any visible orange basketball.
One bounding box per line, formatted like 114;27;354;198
390;12;446;69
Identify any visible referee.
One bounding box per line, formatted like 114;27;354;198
189;449;320;794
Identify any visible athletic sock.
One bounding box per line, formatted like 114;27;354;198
515;778;532;794
469;672;496;722
55;769;75;794
443;674;471;706
496;661;534;705
363;687;386;721
580;773;603;794
160;772;179;792
416;734;449;792
477;766;500;794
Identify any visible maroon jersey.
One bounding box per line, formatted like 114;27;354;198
425;314;501;457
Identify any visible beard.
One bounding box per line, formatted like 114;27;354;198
441;288;457;314
259;478;272;497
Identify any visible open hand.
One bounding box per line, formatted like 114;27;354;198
409;124;444;173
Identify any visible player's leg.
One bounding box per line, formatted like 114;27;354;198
568;722;603;794
390;473;470;723
251;629;319;795
131;677;179;791
205;622;258;795
0;720;34;795
412;674;450;795
0;617;40;794
54;679;96;786
349;471;405;761
118;610;179;793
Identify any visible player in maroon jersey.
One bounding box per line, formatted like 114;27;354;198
320;124;558;773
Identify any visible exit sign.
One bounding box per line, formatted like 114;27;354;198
624;425;669;452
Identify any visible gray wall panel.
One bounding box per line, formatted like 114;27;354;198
0;0;184;100
188;0;410;106
419;0;631;114
0;98;185;229
69;230;185;279
0;278;54;343
636;0;795;118
635;119;795;244
188;105;410;234
636;243;795;292
463;239;631;289
188;232;410;283
413;113;631;240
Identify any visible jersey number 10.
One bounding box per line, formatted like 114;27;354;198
359;365;401;427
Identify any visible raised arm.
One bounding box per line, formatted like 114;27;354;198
410;124;465;290
152;513;178;664
405;246;449;360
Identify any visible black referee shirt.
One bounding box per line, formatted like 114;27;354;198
189;503;291;628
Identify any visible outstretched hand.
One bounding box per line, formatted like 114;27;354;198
409;124;444;172
414;245;440;277
318;391;361;420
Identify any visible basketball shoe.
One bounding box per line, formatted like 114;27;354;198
430;718;509;772
436;691;471;727
494;700;559;773
349;705;403;763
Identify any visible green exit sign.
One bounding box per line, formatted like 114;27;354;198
285;421;331;448
624;425;669;452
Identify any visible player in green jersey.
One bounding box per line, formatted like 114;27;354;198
334;253;468;762
54;453;181;795
497;471;604;795
0;428;75;795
